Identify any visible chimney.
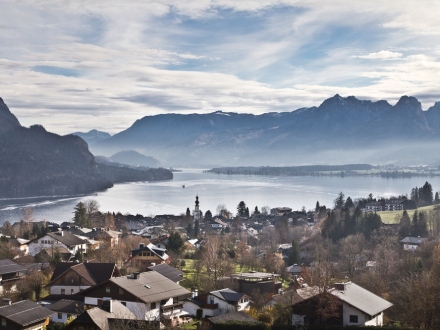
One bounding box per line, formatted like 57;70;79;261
2;298;11;306
139;243;144;249
335;283;346;291
192;289;198;298
61;231;64;236
83;259;88;263
132;272;140;279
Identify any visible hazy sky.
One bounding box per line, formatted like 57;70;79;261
1;0;440;134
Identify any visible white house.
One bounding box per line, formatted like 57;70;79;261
28;231;88;257
184;288;251;318
82;271;191;326
48;299;86;324
332;282;393;326
400;236;428;251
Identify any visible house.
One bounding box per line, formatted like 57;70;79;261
384;199;405;211
331;282;393;326
128;243;169;269
364;201;383;212
0;236;29;256
35;246;72;262
400;236;428;251
198;311;264;330
83;228;122;248
0;299;55;330
82;271;191;326
147;264;184;283
265;290;302;308
47;261;121;295
292;282;393;327
286;264;302;277
0;259;26;294
65;300;137;330
271;207;292;216
48;299;86;324
184;288;251;318
232;271;282;297
28;231;88;257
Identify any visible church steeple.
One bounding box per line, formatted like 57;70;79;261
193;195;201;221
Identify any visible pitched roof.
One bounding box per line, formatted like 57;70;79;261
400;237;428;244
0;300;55;327
48;299;86;314
84;228;122;240
210;288;246;303
331;282;393;316
147;263;183;283
0;259;26;275
70;301;136;330
131;243;168;260
49;261;119;286
46;231;88;247
108;271;190;304
207;311;263;325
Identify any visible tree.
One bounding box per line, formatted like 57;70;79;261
344;196;354;208
84;199;100;227
339;234;365;279
261;206;271;215
167;232;184;253
334;192;345;209
237;201;247;217
73;202;87;227
399;210;411;238
204;210;212;221
288;239;301;265
216;204;230;218
435;192;440;204
194;220;200;237
254;206;260;215
315;201;320;213
1;221;15;236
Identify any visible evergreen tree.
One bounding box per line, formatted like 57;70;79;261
186;207;191;218
204;210;212;221
167;232;184;253
194;220;200;237
237;201;247;216
435;192;440;204
334;192;345;209
315;201;320;213
254;206;260;215
288;239;301;265
411;211;419;236
344;196;354;209
245;207;250;217
73;202;87;227
186;222;194;238
418;211;428;237
363;212;382;238
399;210;411;238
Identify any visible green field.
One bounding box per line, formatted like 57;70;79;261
378;204;437;224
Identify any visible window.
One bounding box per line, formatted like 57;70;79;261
244;297;249;302
119;288;123;294
151;302;156;309
1;319;6;326
105;286;110;293
121;302;126;306
71;289;74;295
349;315;359;323
58;313;62;319
61;289;65;295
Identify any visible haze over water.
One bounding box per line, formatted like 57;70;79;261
0;169;438;225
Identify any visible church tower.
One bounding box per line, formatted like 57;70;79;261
193;195;201;221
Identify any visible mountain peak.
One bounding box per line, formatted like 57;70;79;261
0;97;21;134
395;96;422;112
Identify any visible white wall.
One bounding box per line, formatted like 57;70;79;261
50;285;90;295
342;303;367;326
51;312;70;323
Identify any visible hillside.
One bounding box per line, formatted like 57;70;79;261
109;150;161;168
91;95;440;166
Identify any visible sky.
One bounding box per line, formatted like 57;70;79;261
1;0;440;135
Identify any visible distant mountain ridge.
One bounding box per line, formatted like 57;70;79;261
90;95;440;166
0;99;171;197
71;129;112;145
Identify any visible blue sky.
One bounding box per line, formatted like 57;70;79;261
1;0;440;134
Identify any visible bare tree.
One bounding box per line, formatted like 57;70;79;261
339;234;366;279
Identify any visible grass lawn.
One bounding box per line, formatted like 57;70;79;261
378;204;437;224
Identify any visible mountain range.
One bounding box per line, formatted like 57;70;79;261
88;95;440;166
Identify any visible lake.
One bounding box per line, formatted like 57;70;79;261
0;169;438;225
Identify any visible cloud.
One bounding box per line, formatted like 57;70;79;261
0;0;440;135
356;50;403;60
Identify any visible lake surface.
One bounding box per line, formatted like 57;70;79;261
0;169;439;225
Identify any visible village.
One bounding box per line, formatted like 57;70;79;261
0;188;439;330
